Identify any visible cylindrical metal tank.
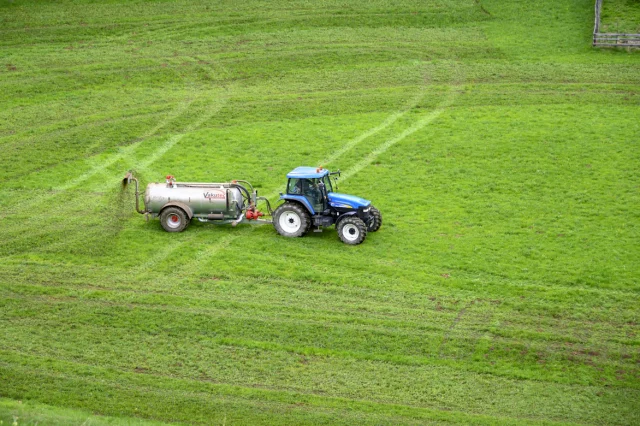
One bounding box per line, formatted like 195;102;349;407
145;182;245;220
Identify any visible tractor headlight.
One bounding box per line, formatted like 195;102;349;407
363;207;370;213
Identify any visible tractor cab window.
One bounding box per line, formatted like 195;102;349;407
287;178;304;195
288;178;324;212
288;178;318;196
322;175;333;193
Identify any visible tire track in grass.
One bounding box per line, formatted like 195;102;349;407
318;87;428;168
66;81;231;193
128;60;233;183
115;58;235;188
2;58;197;181
340;83;459;183
125;234;199;279
173;231;251;278
0;109;169;151
438;300;475;358
132;95;226;177
332;60;463;182
55;96;196;193
118;218;238;281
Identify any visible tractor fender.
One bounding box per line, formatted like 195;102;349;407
160;201;194;219
279;194;315;215
335;211;358;226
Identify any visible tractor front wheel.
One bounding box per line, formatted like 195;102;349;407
367;206;382;232
273;202;311;238
337;216;367;245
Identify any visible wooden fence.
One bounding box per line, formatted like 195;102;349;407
593;0;640;47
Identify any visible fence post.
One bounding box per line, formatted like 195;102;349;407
593;0;601;46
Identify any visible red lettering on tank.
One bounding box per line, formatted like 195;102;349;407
203;190;226;200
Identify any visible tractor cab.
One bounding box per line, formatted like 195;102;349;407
275;166;382;244
285;167;333;214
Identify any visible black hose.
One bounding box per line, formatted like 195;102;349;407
231;183;251;209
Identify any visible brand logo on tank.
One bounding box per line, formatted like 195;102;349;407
204;190;225;200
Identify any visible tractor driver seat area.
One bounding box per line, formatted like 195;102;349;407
287;178;324;213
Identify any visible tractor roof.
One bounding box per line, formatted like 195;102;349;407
287;167;330;179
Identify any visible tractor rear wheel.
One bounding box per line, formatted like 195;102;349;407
337;216;367;245
274;202;311;238
160;207;189;232
367;206;382;232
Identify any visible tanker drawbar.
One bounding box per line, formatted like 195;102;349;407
122;172;272;232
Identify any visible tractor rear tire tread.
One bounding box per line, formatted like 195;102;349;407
273;202;311;238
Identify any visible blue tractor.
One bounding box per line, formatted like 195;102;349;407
273;167;382;244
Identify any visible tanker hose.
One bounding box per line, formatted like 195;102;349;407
256;196;273;216
234;180;254;194
234;180;257;205
231;183;251;209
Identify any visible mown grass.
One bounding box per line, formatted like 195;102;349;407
601;0;640;33
0;398;175;426
0;0;639;424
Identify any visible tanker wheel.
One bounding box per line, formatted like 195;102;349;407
367;206;382;232
160;207;189;232
337;216;367;245
273;202;310;238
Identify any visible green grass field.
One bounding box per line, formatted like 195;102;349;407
1;0;639;424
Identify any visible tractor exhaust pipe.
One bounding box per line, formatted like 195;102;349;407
122;171;146;215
